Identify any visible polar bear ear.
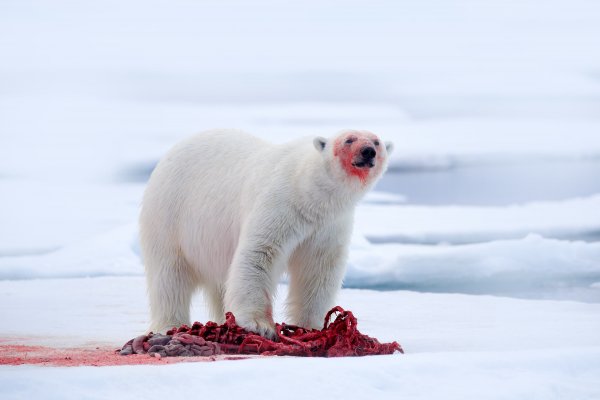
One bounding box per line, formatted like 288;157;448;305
385;141;394;155
313;137;327;152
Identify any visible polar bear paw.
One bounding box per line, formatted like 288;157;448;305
236;312;276;340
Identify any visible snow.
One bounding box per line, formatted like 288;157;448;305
2;0;600;398
1;278;600;399
347;234;600;302
2;348;600;400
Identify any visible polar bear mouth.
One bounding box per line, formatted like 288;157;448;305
352;160;375;169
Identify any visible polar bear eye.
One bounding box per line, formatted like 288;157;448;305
345;138;355;144
373;140;380;146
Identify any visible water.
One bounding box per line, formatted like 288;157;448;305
376;159;600;206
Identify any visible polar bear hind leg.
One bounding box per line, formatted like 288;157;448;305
145;250;196;333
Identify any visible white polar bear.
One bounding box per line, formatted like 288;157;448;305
140;129;393;337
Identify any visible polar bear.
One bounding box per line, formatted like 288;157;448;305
140;129;393;337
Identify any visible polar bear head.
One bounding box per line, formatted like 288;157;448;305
313;129;394;187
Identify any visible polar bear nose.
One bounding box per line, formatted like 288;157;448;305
361;146;376;160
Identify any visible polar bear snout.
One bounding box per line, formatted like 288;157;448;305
352;146;377;169
360;146;376;160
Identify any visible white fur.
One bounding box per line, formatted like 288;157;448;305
140;129;392;336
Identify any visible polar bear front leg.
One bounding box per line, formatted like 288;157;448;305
286;219;352;330
224;243;281;338
224;219;300;338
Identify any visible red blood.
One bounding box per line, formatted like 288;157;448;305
0;344;249;367
333;135;378;184
0;344;185;366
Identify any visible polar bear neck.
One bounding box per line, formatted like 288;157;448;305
290;147;369;220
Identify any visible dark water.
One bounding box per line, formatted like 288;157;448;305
376;159;600;206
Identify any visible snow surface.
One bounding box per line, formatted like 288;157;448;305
2;0;600;398
1;278;600;399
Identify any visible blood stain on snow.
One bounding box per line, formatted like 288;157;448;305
0;343;249;367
